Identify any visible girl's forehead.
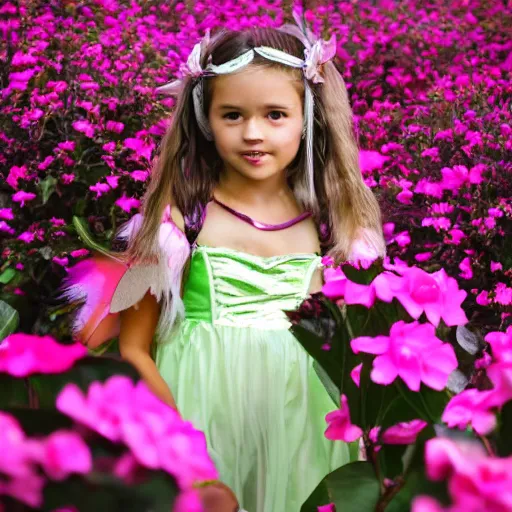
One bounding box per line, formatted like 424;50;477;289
210;66;302;108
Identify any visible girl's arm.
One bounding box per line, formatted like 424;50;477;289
119;290;178;410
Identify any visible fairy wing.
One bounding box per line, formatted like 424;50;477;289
59;206;190;349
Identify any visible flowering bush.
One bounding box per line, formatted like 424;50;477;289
0;0;510;510
0;333;217;510
289;255;512;511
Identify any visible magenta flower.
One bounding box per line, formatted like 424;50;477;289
317;504;336;512
442;389;497;435
0;412;45;507
12;191;37;207
56;376;218;489
381;419;428;444
38;431;92;481
422;438;512;511
487;362;512;408
373;266;468;327
0;334;87;377
485;327;512;362
324;395;363;442
351;321;458;391
115;194;141;213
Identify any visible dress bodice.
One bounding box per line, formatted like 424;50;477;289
182;245;322;329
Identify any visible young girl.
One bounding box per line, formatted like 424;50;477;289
62;24;385;512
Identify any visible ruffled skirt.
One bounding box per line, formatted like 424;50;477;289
156;320;355;512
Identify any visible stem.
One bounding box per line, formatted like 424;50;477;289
480;435;495;457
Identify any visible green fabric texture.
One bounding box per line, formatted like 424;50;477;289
155;245;355;512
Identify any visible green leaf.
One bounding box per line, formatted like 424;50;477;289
29;356;140;409
39;175;58;204
43;471;179;512
313;360;340;407
0;299;19;340
3;408;73;435
0;374;29;408
0;268;16;284
301;462;380;512
72;216;111;256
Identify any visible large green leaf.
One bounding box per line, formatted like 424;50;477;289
29;356;140;409
43;471;179;512
0;299;19;340
3;408;73;435
301;462;380;512
72;216;112;256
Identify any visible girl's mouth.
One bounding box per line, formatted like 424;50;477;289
241;151;267;165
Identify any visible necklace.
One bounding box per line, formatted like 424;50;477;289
212;197;312;231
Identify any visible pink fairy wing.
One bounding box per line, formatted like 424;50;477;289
60;206;190;349
59;255;129;348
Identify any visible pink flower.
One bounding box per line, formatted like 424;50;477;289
0;412;45;507
487;362;512;408
458;257;473;279
12;191;37;207
39;431;92;480
423;438;512;511
442;389;497;435
0;208;14;220
53;256;69;267
324;395;363;442
373;266;468;327
381;419;428;444
351;321;458;392
351;363;362;387
89;182;110;197
106;120;124;133
317;504;336;512
411;496;446;512
7;164;28;189
116;194;141;213
56;377;218;489
485;327;512;362
70;248;90;258
322;266;347;298
124;137;155;160
72;119;96;138
0;334;87;376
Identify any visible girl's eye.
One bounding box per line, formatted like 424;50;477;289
268;111;286;121
223;111;287;121
224;112;241;121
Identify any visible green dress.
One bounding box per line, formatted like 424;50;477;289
155;244;355;511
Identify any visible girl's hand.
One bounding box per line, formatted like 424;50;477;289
196;481;240;512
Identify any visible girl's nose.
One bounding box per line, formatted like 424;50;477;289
242;117;264;141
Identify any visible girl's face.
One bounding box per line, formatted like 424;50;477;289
208;66;304;185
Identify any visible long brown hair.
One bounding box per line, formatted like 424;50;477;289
124;26;385;265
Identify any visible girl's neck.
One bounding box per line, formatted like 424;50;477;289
216;171;294;209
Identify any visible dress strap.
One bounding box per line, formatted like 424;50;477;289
212;197;312;231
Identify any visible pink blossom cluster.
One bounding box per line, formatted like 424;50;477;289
323;259;468;328
442;326;512;435
412;438;512;512
324;394;427;446
0;333;87;376
56;376;218;490
0;0;508;337
0;412;91;508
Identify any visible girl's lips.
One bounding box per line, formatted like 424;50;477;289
241;153;268;165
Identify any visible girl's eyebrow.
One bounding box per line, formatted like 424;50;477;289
218;104;292;110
